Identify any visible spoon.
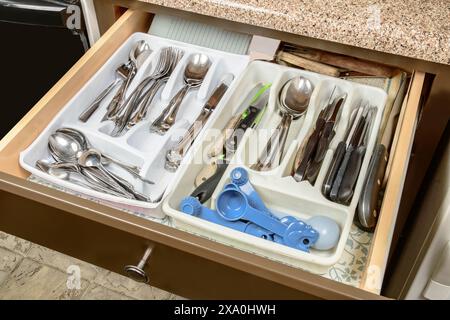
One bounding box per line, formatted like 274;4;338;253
105;41;152;120
35;160;129;198
252;76;314;171
48;132;137;197
150;53;212;135
56;128;142;174
52;129;153;184
48;132;82;162
45;135;136;198
77;149;151;202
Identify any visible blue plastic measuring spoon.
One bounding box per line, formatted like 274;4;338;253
216;189;288;236
230;167;271;215
180;196;273;239
273;216;319;252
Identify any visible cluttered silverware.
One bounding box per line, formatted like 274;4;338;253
322;103;376;204
77;149;150;202
150;53;212;135
55;127;153;184
293;91;346;184
190;83;270;203
110;47;183;136
165;74;234;172
48;130;153;201
127;47;183;128
78;63;132;122
252;76;314;171
102;40;152;121
35;160;130;198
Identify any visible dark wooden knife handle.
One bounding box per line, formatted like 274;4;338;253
329;145;353;201
322;141;346;199
293;119;325;181
357;144;388;230
337;145;367;204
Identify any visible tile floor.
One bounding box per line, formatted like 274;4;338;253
0;231;183;300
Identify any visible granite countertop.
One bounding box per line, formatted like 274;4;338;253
140;0;450;65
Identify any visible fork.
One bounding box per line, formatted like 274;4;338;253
110;47;183;136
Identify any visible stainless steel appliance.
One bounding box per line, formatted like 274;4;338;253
0;0;90;137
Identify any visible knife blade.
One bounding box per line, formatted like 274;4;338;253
207;83;265;158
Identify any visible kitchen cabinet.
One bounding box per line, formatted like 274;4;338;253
1;0;448;300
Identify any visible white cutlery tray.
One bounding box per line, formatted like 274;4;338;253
19;33;249;218
163;61;387;271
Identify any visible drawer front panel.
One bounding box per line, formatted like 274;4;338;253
0;190;320;299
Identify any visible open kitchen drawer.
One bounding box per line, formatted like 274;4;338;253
0;9;426;299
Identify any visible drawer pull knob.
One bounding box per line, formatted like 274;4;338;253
124;246;153;283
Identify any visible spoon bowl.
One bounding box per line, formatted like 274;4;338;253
184;53;211;85
36;160;78;180
150;53;212;134
279;76;314;118
131;40;152;69
48;132;84;163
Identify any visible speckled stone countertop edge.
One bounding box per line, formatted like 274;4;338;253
138;0;450;66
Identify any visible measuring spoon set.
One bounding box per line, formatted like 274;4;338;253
180;167;340;252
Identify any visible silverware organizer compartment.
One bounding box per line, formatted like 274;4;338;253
19;32;249;217
165;61;387;272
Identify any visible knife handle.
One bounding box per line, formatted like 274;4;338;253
191;162;229;204
337;145;366;204
208;115;240;158
322;141;346;198
293;119;325;181
315;124;335;163
329;145;353;201
357;144;388;230
224;106;260;157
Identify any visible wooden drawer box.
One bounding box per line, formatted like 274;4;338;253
0;8;427;299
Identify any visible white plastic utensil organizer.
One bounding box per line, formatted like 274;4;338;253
19;33;249;218
164;61;387;272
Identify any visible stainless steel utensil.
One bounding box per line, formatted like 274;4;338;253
103;41;152;121
110;47;183;136
252;76;314;171
150;53;212;135
78;63;131;122
191;85;270;204
293;93;346;184
36;160;129;198
127;47;183;128
54;128;153;184
77;149;150;202
165;74;234;172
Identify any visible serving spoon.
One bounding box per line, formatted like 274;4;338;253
252;76;314;171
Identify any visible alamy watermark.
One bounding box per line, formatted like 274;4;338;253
66;5;82;31
66;265;81;290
